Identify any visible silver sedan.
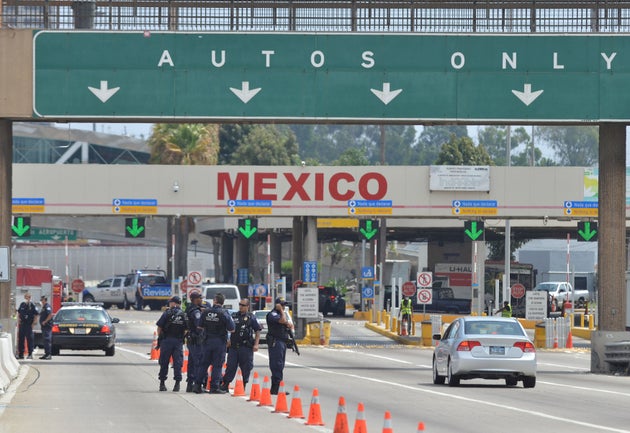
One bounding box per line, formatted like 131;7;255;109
432;316;537;388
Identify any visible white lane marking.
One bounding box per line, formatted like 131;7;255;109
117;345;154;359
538;380;630;397
0;366;30;417
335;348;414;364
276;357;630;433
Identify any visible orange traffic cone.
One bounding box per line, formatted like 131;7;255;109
150;331;160;360
258;376;273;407
248;372;261;402
382;410;393;433
232;370;246;397
353;403;368;433
273;381;289;413
401;318;408;336
287;385;305;419
206;365;213;391
553;331;559;349
333;396;350;433
417;421;426;432
305;388;325;426
182;347;188;373
566;329;573;349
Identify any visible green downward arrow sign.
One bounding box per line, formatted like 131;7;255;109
465;221;484;240
578;222;597;241
239;219;258;239
12;217;30;237
126;218;145;237
360;220;378;240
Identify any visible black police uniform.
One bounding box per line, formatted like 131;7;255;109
221;310;261;391
185;302;204;392
16;300;38;359
195;304;235;393
156;305;187;391
266;308;290;394
39;301;53;359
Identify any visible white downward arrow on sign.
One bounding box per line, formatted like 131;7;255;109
512;84;544;106
370;83;403;105
230;81;261;104
88;80;120;103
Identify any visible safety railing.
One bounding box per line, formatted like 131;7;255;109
2;1;630;33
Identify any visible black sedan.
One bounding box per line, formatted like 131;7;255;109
51;303;119;356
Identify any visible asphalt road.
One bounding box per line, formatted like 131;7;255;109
1;309;629;433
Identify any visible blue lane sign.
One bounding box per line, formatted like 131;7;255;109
348;200;393;207
362;286;374;299
452;200;497;208
361;266;375;279
303;261;318;283
563;201;598;208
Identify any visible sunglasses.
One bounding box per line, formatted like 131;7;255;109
239;303;248;307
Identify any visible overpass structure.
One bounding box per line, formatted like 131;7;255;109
1;1;629;374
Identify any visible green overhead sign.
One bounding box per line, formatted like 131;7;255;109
33;32;630;121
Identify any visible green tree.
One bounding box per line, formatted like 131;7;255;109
228;125;300;165
415;126;469;165
434;135;493;165
147;124;220;281
477;126;530;166
536;126;599;166
218;124;255;165
148;124;219;164
334;148;370;166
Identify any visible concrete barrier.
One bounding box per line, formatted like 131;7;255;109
0;332;20;379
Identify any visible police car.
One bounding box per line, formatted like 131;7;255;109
51;302;119;356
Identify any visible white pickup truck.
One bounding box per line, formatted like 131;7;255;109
82;275;133;309
533;281;591;308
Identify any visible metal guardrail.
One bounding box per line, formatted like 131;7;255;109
2;1;630;33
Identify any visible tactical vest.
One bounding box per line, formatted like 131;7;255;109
202;305;227;336
163;308;187;338
232;312;255;346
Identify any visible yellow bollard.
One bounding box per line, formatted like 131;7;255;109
588;314;595;330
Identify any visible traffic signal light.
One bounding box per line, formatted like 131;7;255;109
238;218;258;239
464;220;484;241
11;216;31;237
125;217;145;238
359;219;379;240
577;221;598;242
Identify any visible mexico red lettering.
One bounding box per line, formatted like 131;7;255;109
217;172;388;202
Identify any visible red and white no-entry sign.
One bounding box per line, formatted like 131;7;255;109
417;272;433;288
417;288;433;305
187;271;202;286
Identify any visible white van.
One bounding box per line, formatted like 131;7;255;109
201;283;241;312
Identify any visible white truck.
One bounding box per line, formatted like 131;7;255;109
533;281;591;308
82;275;132;309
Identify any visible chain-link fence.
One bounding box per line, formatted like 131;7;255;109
2;1;630;33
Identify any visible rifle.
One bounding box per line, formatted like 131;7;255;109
287;328;300;356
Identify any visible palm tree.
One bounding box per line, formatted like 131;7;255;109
147;124;220;281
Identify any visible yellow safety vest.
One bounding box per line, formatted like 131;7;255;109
401;299;412;315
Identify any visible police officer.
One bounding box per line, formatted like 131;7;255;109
156;296;187;392
16;292;39;359
220;298;261;392
185;292;205;393
266;296;294;395
400;295;413;335
38;296;53;360
194;293;235;394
